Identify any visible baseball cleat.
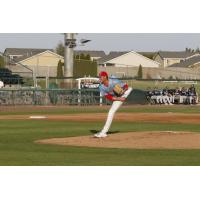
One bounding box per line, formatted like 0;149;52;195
94;132;107;138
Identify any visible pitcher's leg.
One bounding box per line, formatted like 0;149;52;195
101;88;132;134
101;101;123;134
94;87;132;138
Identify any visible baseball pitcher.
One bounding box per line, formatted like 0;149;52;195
94;71;133;138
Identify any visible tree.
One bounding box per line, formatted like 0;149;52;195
0;56;5;68
185;47;192;52
75;55;80;60
137;65;143;79
80;53;85;60
57;60;64;78
55;42;64;56
75;53;92;61
196;47;200;53
185;47;200;53
85;54;91;60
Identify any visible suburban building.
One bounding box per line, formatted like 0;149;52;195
168;55;200;68
97;51;160;78
154;51;199;68
4;48;54;62
98;51;160;68
4;48;64;77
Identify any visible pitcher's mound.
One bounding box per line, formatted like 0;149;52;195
36;131;200;149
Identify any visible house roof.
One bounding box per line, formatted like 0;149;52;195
4;48;54;62
98;51;129;63
138;52;157;59
157;51;197;59
17;50;63;64
168;55;200;68
74;50;106;58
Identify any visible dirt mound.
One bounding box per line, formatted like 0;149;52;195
36;131;200;149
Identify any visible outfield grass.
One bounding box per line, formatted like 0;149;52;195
1;106;200;166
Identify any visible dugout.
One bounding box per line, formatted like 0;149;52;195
126;89;148;105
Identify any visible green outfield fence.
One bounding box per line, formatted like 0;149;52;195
0;88;147;106
0;89;99;106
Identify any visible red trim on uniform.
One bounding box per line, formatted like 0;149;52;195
123;83;128;90
105;94;114;101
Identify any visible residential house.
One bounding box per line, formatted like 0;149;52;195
4;48;54;62
98;51;160;68
97;51;160;78
4;48;64;77
168;55;200;68
154;51;199;68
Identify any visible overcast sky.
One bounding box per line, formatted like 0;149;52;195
1;33;200;54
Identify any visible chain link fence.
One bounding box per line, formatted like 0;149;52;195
0;89;106;106
0;88;149;106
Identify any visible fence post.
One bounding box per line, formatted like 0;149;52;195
33;90;36;105
11;90;14;105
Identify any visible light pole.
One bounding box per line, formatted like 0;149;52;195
64;33;76;79
63;33;91;88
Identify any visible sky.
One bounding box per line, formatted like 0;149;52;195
1;33;200;54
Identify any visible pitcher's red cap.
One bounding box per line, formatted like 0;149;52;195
99;71;108;77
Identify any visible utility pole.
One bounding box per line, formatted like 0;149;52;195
64;33;76;87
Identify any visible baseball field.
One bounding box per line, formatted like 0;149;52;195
1;105;200;166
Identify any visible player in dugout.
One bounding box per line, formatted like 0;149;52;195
94;71;133;138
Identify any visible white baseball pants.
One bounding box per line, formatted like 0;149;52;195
100;87;133;134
